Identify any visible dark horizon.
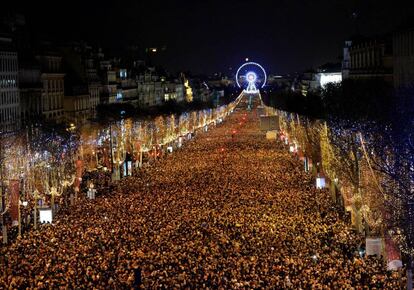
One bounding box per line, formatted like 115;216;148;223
2;0;414;75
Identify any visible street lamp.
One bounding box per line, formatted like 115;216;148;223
33;189;39;229
18;199;28;238
67;123;76;132
48;186;60;215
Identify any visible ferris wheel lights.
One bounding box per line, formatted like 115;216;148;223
246;71;257;82
235;62;267;93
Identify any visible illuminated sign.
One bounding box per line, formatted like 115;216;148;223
39;208;53;223
316;177;326;189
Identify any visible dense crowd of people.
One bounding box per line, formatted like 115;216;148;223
80;170;112;195
0;96;404;288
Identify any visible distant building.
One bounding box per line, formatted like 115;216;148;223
342;40;352;79
60;43;104;123
85;56;102;115
295;64;342;96
164;82;185;103
101;66;117;104
393;27;414;88
137;71;185;107
119;69;138;106
346;36;393;83
207;75;234;88
267;75;293;91
0;36;20;133
36;54;65;121
88;83;101;114
189;79;211;103
19;64;42;122
64;88;91;125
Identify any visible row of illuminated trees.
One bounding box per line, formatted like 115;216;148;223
263;81;414;288
80;107;230;172
0;100;238;243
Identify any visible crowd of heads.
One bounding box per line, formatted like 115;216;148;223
0;97;404;288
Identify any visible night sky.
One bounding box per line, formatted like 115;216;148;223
3;0;414;74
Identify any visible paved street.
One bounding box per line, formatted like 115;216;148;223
0;95;400;288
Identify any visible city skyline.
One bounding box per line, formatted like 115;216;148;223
3;0;413;74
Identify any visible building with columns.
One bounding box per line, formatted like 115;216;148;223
345;37;393;83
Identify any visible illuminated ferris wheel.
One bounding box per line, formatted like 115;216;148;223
235;61;267;94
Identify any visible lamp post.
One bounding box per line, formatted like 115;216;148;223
109;123;114;174
18;199;21;237
33;189;39;230
0;146;7;244
49;186;61;217
139;147;143;168
17;200;28;238
1;183;7;244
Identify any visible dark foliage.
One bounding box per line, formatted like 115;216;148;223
263;78;394;124
96;103;136;120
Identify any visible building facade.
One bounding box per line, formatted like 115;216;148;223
137;72;186;107
88;84;100;114
37;55;65;121
19;66;42;122
393;28;414;88
0;38;20;133
137;72;164;107
60;43;104;120
342;40;352;79
64;93;91;125
347;37;393;83
85;55;102;116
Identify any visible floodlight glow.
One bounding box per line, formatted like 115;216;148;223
318;72;342;88
246;71;257;82
235;62;267;94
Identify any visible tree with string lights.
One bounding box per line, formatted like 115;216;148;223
360;87;414;290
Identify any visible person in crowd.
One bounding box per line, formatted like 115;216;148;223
0;98;404;289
